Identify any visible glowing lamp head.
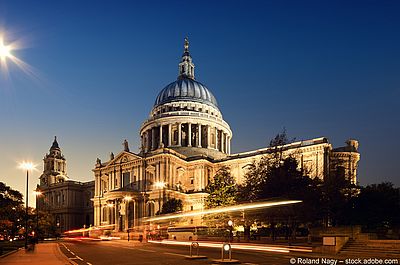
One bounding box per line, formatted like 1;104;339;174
154;181;165;189
228;220;233;226
33;190;42;196
19;161;35;171
124;196;132;201
223;243;231;251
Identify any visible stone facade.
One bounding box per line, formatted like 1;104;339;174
37;137;94;232
92;39;360;230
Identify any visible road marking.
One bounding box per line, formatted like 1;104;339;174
70;251;75;255
87;263;93;265
75;256;83;261
135;248;156;253
163;252;187;257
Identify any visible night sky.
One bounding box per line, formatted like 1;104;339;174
0;0;399;206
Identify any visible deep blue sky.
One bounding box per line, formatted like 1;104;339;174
0;0;399;206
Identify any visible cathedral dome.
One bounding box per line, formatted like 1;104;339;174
154;78;218;108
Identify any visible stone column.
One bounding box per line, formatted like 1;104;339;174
225;134;229;153
221;131;225;153
177;123;182;146
215;128;218;150
159;125;163;148
188;122;192;147
228;136;231;154
114;200;120;231
198;124;202;147
207;125;211;148
151;127;155;150
124;201;129;231
168;124;172;147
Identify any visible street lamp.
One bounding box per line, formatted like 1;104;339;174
33;190;42;242
154;181;165;214
19;161;35;249
228;220;233;242
123;196;133;241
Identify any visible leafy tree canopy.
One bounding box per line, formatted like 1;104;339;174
204;166;237;209
160;198;183;214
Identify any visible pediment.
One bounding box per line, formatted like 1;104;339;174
106;151;142;166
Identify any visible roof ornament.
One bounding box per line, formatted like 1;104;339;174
50;136;60;150
123;139;129;152
184;36;189;52
178;37;195;80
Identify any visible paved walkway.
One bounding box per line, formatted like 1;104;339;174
0;243;70;265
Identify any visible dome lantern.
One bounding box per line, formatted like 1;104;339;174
178;37;195;80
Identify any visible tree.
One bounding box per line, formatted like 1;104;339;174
269;128;296;163
237;156;323;241
321;166;358;227
160;198;183;214
204;166;237;209
0;182;24;239
353;182;400;232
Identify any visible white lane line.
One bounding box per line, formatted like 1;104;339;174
75;256;83;261
87;263;93;265
135;248;157;253
70;251;75;255
163;252;187;257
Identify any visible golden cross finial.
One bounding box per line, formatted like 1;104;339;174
184;37;189;52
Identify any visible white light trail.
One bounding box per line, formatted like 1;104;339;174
145;200;302;222
147;240;313;253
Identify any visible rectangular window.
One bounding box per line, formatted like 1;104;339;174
123;172;130;187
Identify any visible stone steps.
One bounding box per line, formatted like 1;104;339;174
339;239;400;257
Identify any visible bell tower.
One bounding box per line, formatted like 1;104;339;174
40;136;68;186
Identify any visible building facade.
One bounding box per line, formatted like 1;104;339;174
92;39;360;230
37;137;94;233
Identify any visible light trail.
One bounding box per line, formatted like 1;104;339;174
148;239;312;253
144;200;302;222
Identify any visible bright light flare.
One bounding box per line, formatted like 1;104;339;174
0;31;40;82
147;240;309;253
0;42;11;58
18;161;36;171
154;181;165;189
33;190;42;196
124;196;133;201
145;200;302;222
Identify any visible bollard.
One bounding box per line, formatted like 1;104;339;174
184;241;207;259
190;242;199;257
212;243;239;264
221;243;232;261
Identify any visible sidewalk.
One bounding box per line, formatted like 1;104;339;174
0;243;70;265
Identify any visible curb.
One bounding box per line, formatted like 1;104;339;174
0;248;22;259
56;243;78;265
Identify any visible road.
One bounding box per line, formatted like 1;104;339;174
59;238;295;265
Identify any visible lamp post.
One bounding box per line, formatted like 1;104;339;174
228;220;233;243
154;181;165;214
123;196;132;241
33;190;42;242
19;161;35;249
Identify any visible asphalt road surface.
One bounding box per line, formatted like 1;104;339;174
59;239;295;265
